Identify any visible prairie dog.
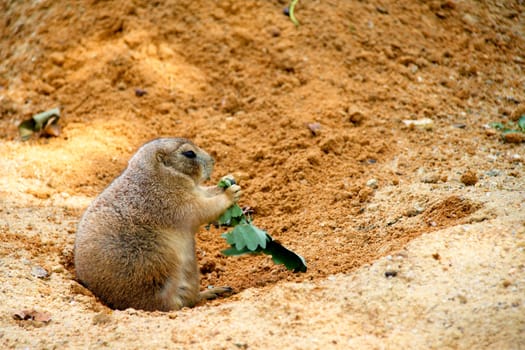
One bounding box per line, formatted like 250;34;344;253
74;138;241;311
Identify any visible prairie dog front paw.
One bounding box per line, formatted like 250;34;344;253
220;174;237;187
225;184;241;203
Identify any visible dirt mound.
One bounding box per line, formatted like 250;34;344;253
1;0;524;348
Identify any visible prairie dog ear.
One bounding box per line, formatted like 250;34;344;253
156;150;167;165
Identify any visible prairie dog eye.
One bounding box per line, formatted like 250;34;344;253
182;150;197;159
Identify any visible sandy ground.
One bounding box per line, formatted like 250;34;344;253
1;0;524;348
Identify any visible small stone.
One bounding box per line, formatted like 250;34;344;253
403;118;434;130
385;270;397;278
49;52;65;66
51;265;64;273
386;217;399;226
13;309;52;323
116;81;127;91
457;294;468;304
405;204;424;217
462;13;478;25
92;312;112;325
200;259;216;274
156;102;173;114
366;179;378;189
220;93;240;113
421;173;440;184
125;308;139;315
485;128;497;136
376;6;388;14
502;132;525;144
461;170;478;186
31;266;49;279
348;110;365;125
452;123;466;129
135;88;147;97
485;169;501;177
268;26;281;37
307;122;322;136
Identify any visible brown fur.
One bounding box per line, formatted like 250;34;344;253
74;138;240;311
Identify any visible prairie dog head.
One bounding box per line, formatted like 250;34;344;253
128;138;214;185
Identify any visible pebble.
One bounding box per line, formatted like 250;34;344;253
463;13;478;25
405;204;425;217
503;132;525;144
403;118;434;130
457;294;468;304
385;270;398;278
421;173;440;184
51;265;64;273
502;280;512;288
116;81;127;91
386;217;400;226
366;179;378;189
376;6;389;14
49;52;65;66
452;123;466;129
31;266;49;279
156;102;173;114
485;169;501;177
348;110;365;125
460;170;478;186
307;122;322;136
92;312;112;325
135;88;147;97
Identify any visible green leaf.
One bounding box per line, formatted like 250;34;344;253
217;203;244;226
18;119;36;141
222;224;269;251
243;225;269;250
33;107;60;131
221;227;307;272
216;179;306;273
218;177;235;189
218;179;230;189
490;122;504;130
230;204;243;218
263;240;307;272
218;207;232;225
221;246;260;256
18;107;60;140
518;115;525;132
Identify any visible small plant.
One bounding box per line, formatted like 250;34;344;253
18;107;61;140
489;115;525;136
489;115;525;143
287;0;300;27
217;178;307;273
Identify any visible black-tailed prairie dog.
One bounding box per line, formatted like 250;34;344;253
74;137;241;311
